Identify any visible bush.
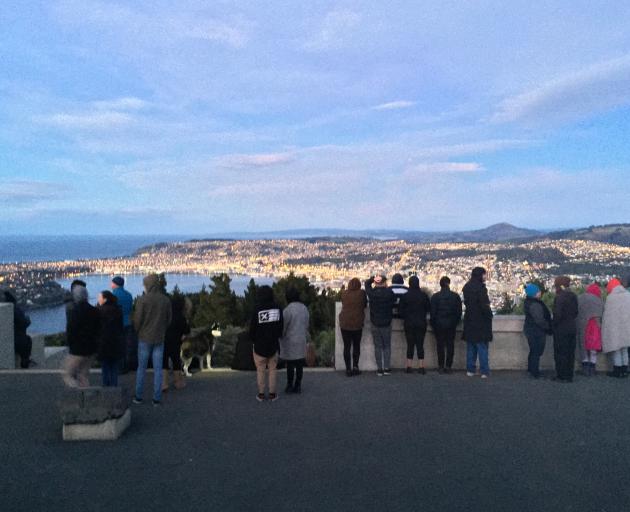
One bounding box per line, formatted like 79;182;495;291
211;325;243;368
312;329;335;367
44;332;66;347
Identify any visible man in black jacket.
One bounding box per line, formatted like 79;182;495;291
552;276;578;383
399;276;431;374
430;276;462;374
389;273;408;319
462;267;493;378
365;276;396;376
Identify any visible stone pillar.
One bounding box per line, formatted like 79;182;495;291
0;303;14;369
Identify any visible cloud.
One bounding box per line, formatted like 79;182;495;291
303;9;361;51
492;54;630;124
92;97;148;111
406;162;484;174
372;100;416;111
0;180;70;204
217;152;295;169
41;111;134;129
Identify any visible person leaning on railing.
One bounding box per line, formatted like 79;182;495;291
338;278;367;377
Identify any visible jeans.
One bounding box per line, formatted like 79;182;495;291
341;329;362;371
371;325;392;371
435;327;456;369
253;351;278;394
404;325;426;360
525;331;546;377
466;341;489;375
553;332;577;380
135;341;164;402
611;348;629;366
101;359;119;387
286;358;305;387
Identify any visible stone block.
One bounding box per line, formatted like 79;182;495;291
63;409;131;441
59;386;131;425
0;303;14;369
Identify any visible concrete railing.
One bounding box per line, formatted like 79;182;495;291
334;303;591;371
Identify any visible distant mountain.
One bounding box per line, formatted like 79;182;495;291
542;224;630;246
403;223;542;243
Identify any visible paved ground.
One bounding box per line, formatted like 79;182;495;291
1;369;629;512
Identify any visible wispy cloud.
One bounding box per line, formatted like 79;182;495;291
217;152;295;169
492;54;630;124
303;9;361;51
406;162;484;174
372;100;416;111
92;97;148;111
40;111;133;129
0;180;70;204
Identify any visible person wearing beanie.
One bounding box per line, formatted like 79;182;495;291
365;275;396;376
430;276;462;374
462;267;493;378
398;275;431;374
523;284;552;378
552;276;578;382
389;273;408;319
133;273;172;406
576;284;603;376
602;279;630;378
111;275;136;373
338;278;368;376
63;284;100;388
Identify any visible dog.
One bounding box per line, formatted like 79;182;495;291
180;327;214;377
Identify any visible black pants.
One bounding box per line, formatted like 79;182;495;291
405;325;427;360
286;359;305;386
554;331;576;380
341;329;362;371
163;341;182;371
526;331;546;376
15;335;32;369
434;327;456;369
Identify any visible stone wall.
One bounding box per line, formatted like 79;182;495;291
0;303;14;369
334;303;595;371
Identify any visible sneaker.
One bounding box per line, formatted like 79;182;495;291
480;374;488;379
383;369;391;375
377;369;384;377
269;393;279;402
256;393;266;402
152;400;161;407
466;372;475;377
132;397;143;404
417;368;426;375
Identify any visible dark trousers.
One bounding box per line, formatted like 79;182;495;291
101;359;119;387
163;341;183;370
341;329;362;371
405;325;427;360
122;326;138;372
286;359;305;386
554;332;577;380
526;331;546;377
434;327;456;369
15;335;32;369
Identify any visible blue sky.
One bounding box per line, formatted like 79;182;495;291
2;1;630;235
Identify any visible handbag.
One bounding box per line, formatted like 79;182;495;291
584;318;602;352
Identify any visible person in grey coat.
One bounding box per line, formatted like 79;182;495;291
279;287;310;394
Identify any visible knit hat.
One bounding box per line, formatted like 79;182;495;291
112;276;125;287
607;278;622;295
525;283;540;298
586;283;602;298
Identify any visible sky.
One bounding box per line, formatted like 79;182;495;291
2;1;630;235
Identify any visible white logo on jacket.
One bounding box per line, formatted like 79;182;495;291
258;309;280;323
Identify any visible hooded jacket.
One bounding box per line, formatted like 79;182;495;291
462;269;493;342
364;277;397;328
249;287;283;358
339;278;367;331
601;283;630;353
430;286;462;330
133;274;172;344
398;277;431;328
66;285;100;356
576;285;603;350
97;300;125;362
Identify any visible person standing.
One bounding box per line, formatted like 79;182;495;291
3;291;33;369
111;276;136;373
602;279;630;378
462;267;493;379
552;276;579;383
576;284;603;376
430;277;462;374
390;273;408;319
250;286;283;402
280;287;310;394
523;284;552;379
399;276;431;374
96;291;124;387
133;274;172;406
338;278;367;376
63;284;100;387
365;275;396;376
162;294;190;392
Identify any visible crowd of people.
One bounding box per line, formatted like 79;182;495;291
339;268;630;383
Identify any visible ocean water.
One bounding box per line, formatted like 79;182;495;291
0;235;182;263
28;273;274;335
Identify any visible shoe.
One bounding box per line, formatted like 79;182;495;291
622;365;629;378
152;400;161;407
552;377;571;383
589;363;597;377
405;367;413;374
256;393;266;402
292;384;301;394
437;367;445;374
444;368;453;375
481;374;488;379
285;384;294;393
352;367;362;376
417;368;426;375
607;366;622;378
132;397;143;404
173;371;186;389
377;369;384;377
346;370;353;377
269;393;279;402
383;369;391;375
466;372;475;377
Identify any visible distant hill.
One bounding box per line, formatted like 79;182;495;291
542;224;630;246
